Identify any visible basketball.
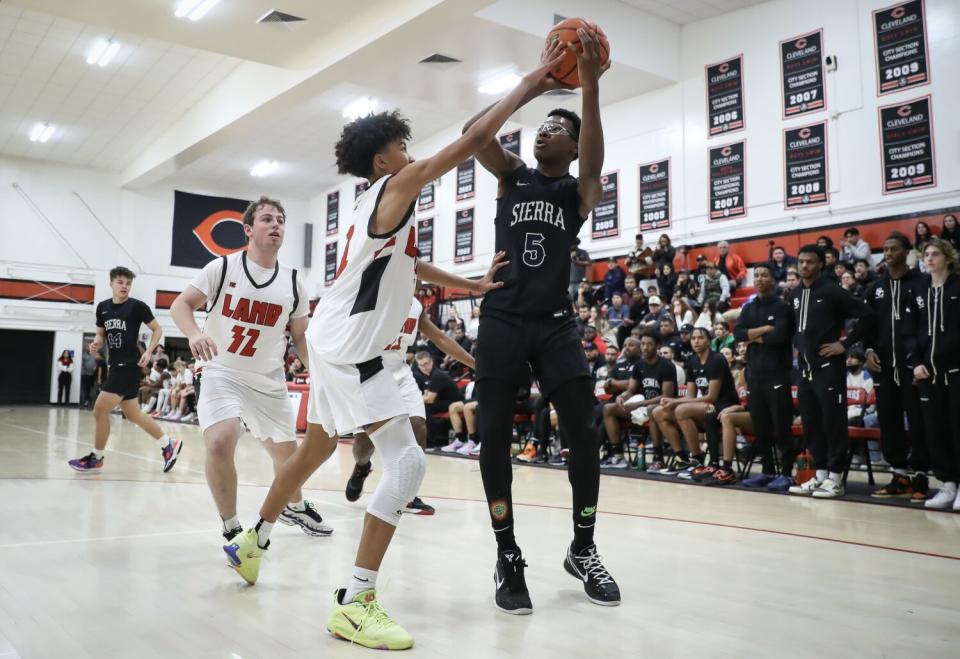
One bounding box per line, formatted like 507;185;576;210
546;18;610;88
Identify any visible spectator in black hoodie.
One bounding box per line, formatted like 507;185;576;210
734;263;797;491
863;232;929;500
786;244;873;500
910;237;960;510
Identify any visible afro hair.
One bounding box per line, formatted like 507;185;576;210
334;110;412;179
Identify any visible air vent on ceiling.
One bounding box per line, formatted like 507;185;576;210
419;53;461;64
257;9;306;24
543;89;577;96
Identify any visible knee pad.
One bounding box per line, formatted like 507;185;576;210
367;417;427;526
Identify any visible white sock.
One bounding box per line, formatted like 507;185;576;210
158;434;171;448
828;471;842;483
222;515;241;534
287;499;306;512
255;519;274;548
343;566;378;603
815;469;828;482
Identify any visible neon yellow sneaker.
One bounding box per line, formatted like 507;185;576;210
327;588;414;651
223;529;267;585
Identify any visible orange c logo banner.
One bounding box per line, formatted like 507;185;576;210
193;210;247;257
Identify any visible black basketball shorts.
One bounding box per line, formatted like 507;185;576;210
101;364;142;401
475;308;591;396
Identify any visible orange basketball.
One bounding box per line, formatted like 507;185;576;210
546;18;610;88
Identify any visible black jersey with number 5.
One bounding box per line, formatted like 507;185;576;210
481;166;586;315
96;298;154;366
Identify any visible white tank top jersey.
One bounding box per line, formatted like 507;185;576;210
308;174;418;365
382;298;423;371
189;251;308;388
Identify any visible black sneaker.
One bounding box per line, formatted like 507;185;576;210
871;473;913;499
279;500;334;536
345;461;372;502
222;526;243;542
404;497;435;515
563;543;621;606
910;472;930;504
494;549;532;615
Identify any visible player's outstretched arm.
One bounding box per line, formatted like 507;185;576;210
573;27;607;217
462;38;571;180
373;51;569;236
415;251;509;295
170;287;218;361
289;316;309;368
420;313;475;370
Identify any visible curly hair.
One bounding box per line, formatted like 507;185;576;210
334;110;412;179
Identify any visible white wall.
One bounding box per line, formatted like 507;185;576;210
316;0;960;278
0;157;313;355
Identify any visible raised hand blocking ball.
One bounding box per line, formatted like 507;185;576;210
546;18;610;88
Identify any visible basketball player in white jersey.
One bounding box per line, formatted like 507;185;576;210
169;197;332;565
346;277;491;514
225;48;569;650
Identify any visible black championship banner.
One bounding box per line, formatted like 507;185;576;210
638;159;671;231
326;190;339;236
705;55;745;136
324;242;337;286
171;190;250;268
499;129;521;156
417;182;435;212
784;121;829;209
417;217;434;263
454;208;474;263
591;171;620;240
879;95;936;194
355;180;368;200
456;158;476;201
709;142;747;221
780;29;826;118
874;0;930;95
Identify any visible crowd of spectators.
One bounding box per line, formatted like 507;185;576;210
407;216;960;509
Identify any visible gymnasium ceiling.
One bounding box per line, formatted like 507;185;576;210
0;0;771;197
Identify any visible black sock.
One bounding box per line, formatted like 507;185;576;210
692;452;706;464
456;431;467;443
722;460;733;470
468;433;477;442
495;521;520;554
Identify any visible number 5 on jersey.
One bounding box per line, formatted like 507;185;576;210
523;232;546;268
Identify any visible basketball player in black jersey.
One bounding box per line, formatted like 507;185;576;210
462;27;619;613
68;266;182;472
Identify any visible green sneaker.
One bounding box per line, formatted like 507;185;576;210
223;528;266;585
327;588;414;651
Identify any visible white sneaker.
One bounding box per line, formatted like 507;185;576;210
456;439;477;455
441;439;464;453
469;442;482;456
788;477;822;496
925;485;958;510
954;490;960;512
812;478;844;498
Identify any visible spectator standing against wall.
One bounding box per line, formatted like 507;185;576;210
569;239;591;300
80;345;98;408
56;350;73;405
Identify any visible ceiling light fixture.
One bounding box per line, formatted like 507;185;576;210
175;0;220;21
478;73;521;95
29;122;56;143
87;39;121;67
250;160;278;177
342;97;379;120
